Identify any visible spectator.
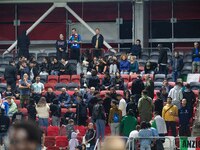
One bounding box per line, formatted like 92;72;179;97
120;54;130;74
50;57;61;75
19;61;30;79
40;57;51;75
76;94;88;126
192;42;200;73
144;75;154;99
0;108;10;146
108;56;118;75
128;125;140;150
120;109;137;137
117;94;127;117
6;121;41;150
158;44;168;75
110;87;117;100
154;92;164;116
138;90;154;122
60;57;72;75
58;88;71;108
50;99;61;126
69;28;81;62
111;72;124;90
88;57;99;72
36;97;50;129
131;75;145;104
183;83;196;111
151;111;167;137
29;61;39;82
103;93;112;124
168;82;183;109
130;39;142;58
31;76;44;104
179;99;191;136
3;85;15;98
92;99;106;140
162;79;172;93
108;100;122;136
160;87;168;102
85;87;95;110
97;57;107;74
27;99;36;121
17;30;30;59
138;121;152;150
88;70;100;90
85;123;96;150
4;60;17;92
44;87;57;103
19;73;32;108
71;88;80;108
12;107;24;123
124;90;131;103
56;33;67;61
171;51;184;82
101;72;112;90
80;73;87;89
91;28;104;58
129;56;139;74
142;61;155;75
162;97;178;137
126;95;138;117
64;108;76;125
66;119;76;140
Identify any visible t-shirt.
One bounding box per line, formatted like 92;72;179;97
19;79;32;95
31;82;44;94
119;98;127;116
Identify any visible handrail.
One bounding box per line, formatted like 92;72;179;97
94;138;100;150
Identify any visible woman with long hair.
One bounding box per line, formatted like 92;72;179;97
36;97;50;129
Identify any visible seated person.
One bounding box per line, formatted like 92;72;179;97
3;85;15;98
60;58;72;75
101;72;112;90
120;54;130;75
108;56;118;75
142;60;157;75
6;96;18;117
58;88;71;108
129;56;139;74
88;70;100;90
12;107;24;123
40;57;51;75
97;57;108;74
70;88;79;108
111;72;124;90
44;87;57;103
50;57;61;75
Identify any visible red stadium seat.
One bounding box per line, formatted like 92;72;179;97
128;82;132;90
59;75;71;84
44;83;55;91
48;75;59;84
55;90;62;96
61;108;68;116
121;74;130;83
59;125;67;136
47;126;59;136
67;90;75;96
14;99;20;107
142;74;154;81
116;90;124;97
71;75;80;84
47;146;60;150
55;136;68;148
44;136;55;147
100;90;109;98
19;108;28;116
97;74;104;84
129;74;139;82
75;126;86;136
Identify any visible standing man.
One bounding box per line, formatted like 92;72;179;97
91;28;104;58
4;60;17;92
158;44;168;75
31;76;44;104
17;30;30;59
162;97;178;137
171;51;184;82
69;28;81;62
19;73;32;108
130;39;142;58
55;33;67;61
192;42;200;73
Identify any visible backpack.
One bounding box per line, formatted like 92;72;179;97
113;113;119;123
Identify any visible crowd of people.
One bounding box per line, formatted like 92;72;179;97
0;27;199;150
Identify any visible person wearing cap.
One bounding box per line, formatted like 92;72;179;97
192;42;200;73
158;44;168;75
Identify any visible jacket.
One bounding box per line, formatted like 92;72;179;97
88;76;100;90
120;115;137;137
168;85;183;108
171;56;184;71
8;99;18;117
192;48;200;61
85;129;96;145
162;104;178;121
108;107;122;123
183;89;196;109
158;49;168;64
91;34;104;49
154;98;163;116
120;60;130;71
60;62;72;75
4;65;17;80
178;106;191;126
131;79;145;95
111;77;124;90
130;61;139;73
130;44;142;58
56;39;67;52
0;114;10;133
69;132;79;150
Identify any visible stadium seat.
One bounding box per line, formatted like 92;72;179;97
190;82;200;90
116;90;124;97
54;90;62;96
71;75;80;84
47;126;59;136
97;74;104;85
19;108;28;116
67;90;75;96
154;74;166;82
121;74;129;83
167;74;173;82
44;83;55;91
100;90;109;98
142;74;154;81
14;99;20;107
55;83;67;91
141;54;149;60
128;82;132;90
47;75;59;84
39;75;48;84
0;68;5;77
61;108;68;116
55;136;68;148
129;74;139;82
47;146;60;150
44;136;55;147
59;75;71;84
48;52;56;57
3;54;13;61
75;126;86;136
154;82;163;90
66;82;79;90
150;54;159;60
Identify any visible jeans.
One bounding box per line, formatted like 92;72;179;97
192;61;200;73
120;71;129;75
140;145;151;150
179;124;190;136
159;64;167;75
172;70;180;82
51;70;59;75
38;118;48;128
109;64;117;74
95;119;105;141
110;123;120;135
32;93;41;104
166;121;176;137
52;116;60;126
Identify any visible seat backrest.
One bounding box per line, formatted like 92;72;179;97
59;75;71;84
55;136;68;147
47;126;59;136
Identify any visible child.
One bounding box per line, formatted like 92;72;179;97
69;132;79;150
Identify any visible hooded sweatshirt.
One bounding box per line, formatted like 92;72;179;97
69;132;79;150
168;85;183;109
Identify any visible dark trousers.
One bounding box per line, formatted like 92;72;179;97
172;70;181;82
159;64;167;75
179;124;190;136
32;93;41;104
71;48;80;62
166;121;176;137
77;116;87;126
6;78;16;92
93;49;102;58
57;50;66;61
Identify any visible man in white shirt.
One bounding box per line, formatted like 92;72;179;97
128;125;140;150
117;94;127;117
31;76;44;103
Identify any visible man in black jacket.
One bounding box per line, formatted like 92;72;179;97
60;58;72;75
130;39;142;58
55;34;67;61
158;44;168;75
91;28;104;58
85;123;96;150
4;60;17;92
